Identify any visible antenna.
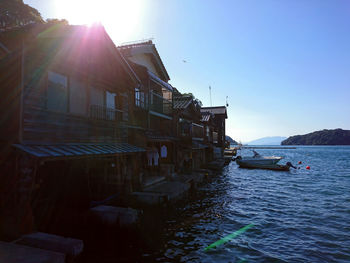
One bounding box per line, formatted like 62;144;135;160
226;96;229;107
209;86;212;106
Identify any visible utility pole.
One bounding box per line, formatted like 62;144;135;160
209;86;212;106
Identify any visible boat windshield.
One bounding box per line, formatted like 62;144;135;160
252;150;261;157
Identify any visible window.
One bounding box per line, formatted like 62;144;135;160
70;78;87;115
47;71;68;112
90;85;104;107
140;91;145;108
106;91;117;120
135;88;140;107
106;91;116;109
135;88;146;108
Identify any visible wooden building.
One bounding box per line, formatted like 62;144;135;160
0;24;146;238
118;41;176;182
200;106;228;158
173;90;209;171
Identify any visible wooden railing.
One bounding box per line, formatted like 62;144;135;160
22;105;127;143
89;105;123;122
192;123;204;140
150;91;172;117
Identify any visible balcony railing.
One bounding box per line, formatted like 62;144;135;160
192;123;204;140
179;119;191;137
213;132;218;144
89;104;123;122
150;91;172;117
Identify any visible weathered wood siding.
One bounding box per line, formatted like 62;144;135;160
22;105;127;143
19;37;134;144
0;53;21;145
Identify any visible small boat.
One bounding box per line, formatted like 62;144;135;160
235;150;293;171
236;161;291;171
236;150;283;165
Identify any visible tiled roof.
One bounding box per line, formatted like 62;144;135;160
201;112;212;122
173;96;193;109
13;143;145;158
200;106;227;117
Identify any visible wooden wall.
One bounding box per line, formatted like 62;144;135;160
20;38;134;144
22;106;127;143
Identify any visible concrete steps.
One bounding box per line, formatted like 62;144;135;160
0;241;65;263
89;205;140;227
133;180;190;205
15;232;83;259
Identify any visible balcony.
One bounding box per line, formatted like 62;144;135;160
89;104;124;122
149;91;172;119
192;123;204;141
213;132;218;144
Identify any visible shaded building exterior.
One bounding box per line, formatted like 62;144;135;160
0;24;145;238
0;24;230;240
118;41;176;181
173;90;208;171
200;106;228;158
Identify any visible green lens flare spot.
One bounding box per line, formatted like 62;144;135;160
204;224;254;251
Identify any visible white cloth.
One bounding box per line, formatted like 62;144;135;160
147;151;152;166
161;145;167;158
153;151;159;166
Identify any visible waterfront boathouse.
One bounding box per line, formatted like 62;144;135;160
0;24;228;244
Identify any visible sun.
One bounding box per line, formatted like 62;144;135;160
54;0;143;42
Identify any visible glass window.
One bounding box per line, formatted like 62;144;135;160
135;88;140;107
90;85;104;107
106;91;116;109
70;78;87;115
106;91;117;120
47;71;68;112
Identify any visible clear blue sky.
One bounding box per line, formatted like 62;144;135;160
25;0;350;142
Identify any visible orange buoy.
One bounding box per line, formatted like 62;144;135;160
306;166;310;170
298;161;302;164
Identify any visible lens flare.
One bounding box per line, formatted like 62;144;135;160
204;224;254;251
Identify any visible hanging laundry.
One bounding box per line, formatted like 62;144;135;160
161;145;167;158
147;150;152;166
153;149;159;166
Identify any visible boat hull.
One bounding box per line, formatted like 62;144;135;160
236;156;282;166
236;160;290;171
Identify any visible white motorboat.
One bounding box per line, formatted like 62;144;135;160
235;150;283;167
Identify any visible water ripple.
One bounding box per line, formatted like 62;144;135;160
147;146;350;262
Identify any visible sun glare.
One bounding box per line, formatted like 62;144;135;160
54;0;143;42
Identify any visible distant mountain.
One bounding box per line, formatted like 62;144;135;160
247;136;287;145
226;135;238;145
281;129;350;145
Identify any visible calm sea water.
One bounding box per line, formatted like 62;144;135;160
145;146;350;262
